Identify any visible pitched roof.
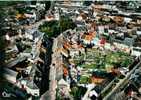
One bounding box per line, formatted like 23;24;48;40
58;79;69;86
82;32;96;41
63;42;72;49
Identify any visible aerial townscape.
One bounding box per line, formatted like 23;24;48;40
1;1;141;100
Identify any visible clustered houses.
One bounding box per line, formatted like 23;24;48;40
15;3;45;25
1;2;47;99
3;27;45;98
52;1;141;100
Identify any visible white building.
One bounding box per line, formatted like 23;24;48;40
25;81;39;96
3;68;18;84
131;47;141;57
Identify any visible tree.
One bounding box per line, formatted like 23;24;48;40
39;20;60;37
39;17;76;38
45;1;51;11
60;16;76;33
83;1;92;6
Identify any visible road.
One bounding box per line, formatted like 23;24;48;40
47;34;64;100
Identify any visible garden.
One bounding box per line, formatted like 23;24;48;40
73;47;134;84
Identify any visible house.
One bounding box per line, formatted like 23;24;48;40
3;68;18;84
45;14;55;21
75;20;86;27
124;17;132;23
24;10;36;20
57;79;71;99
91;71;114;84
25;81;39;96
63;42;72;50
98;25;104;34
81;32;96;45
91;72;106;84
54;12;60;20
91;76;105;84
25;66;32;75
24;29;34;40
131;47;141;57
25;29;44;42
58;78;70;88
124;37;135;46
99;37;106;46
76;15;83;21
69;49;79;58
5;56;27;68
6;45;19;54
16;13;26;20
136;31;141;36
61;48;69;58
113;16;124;25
